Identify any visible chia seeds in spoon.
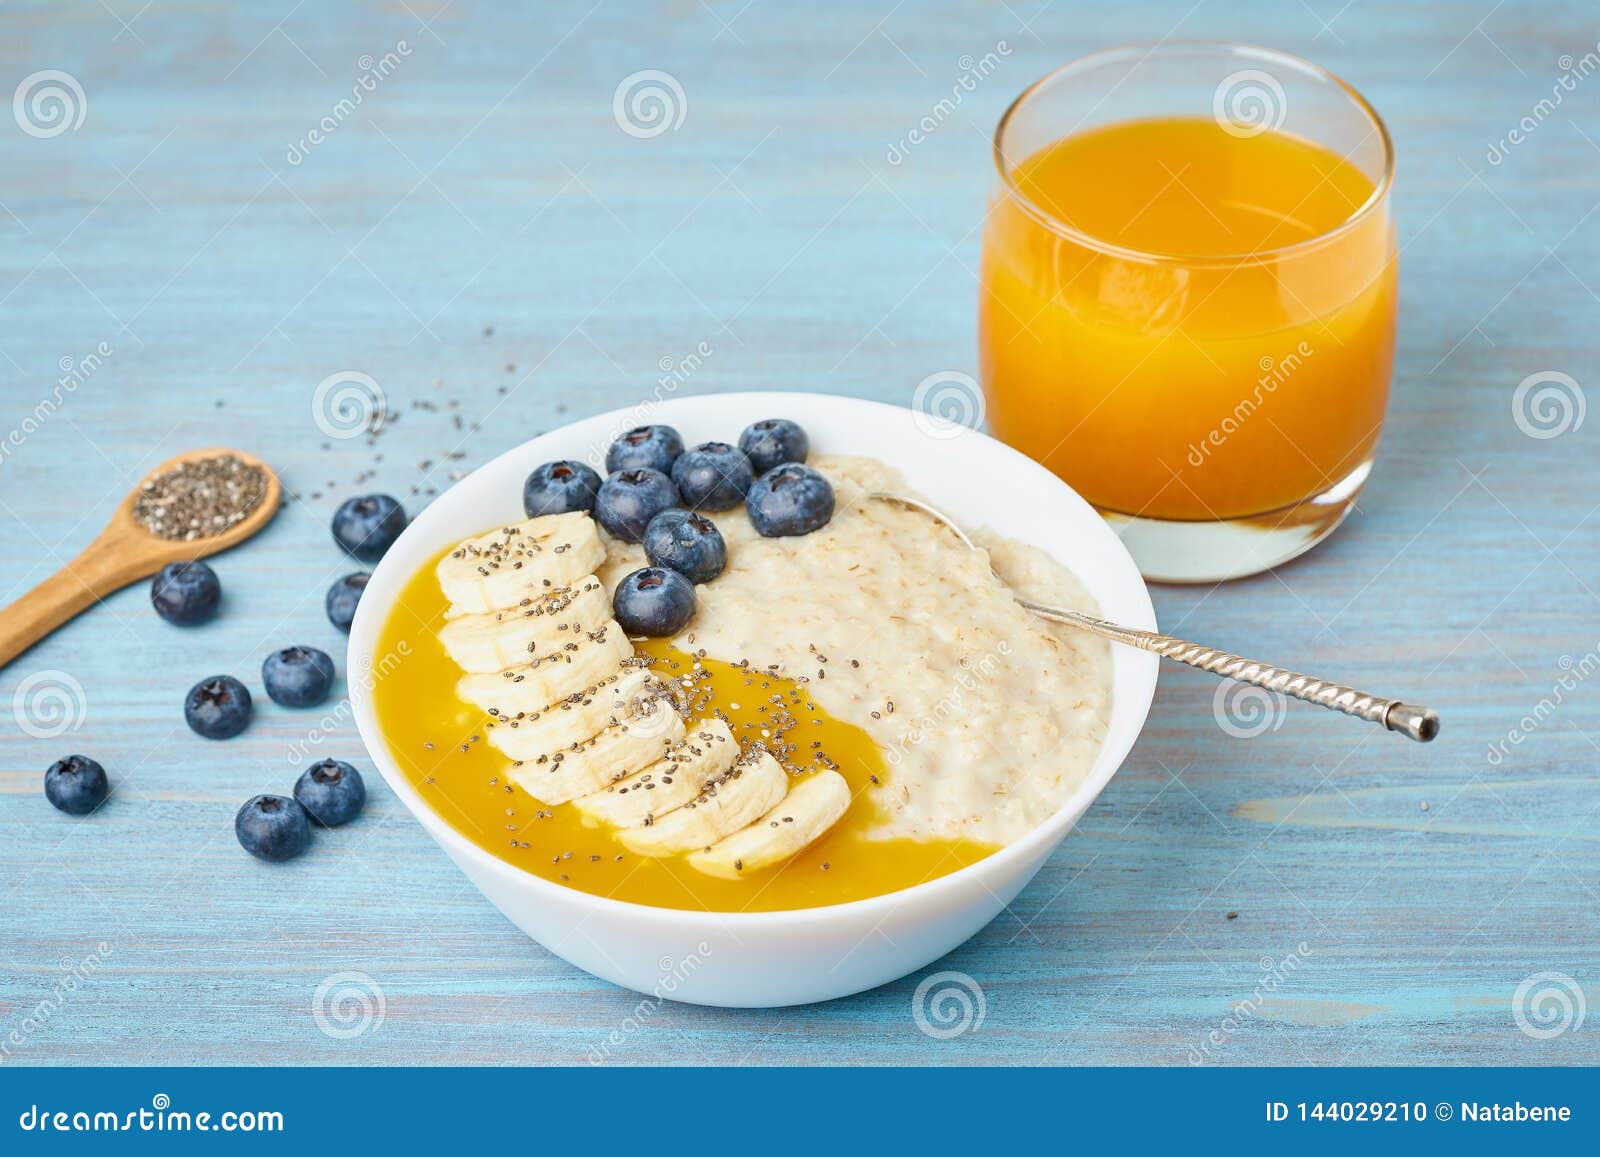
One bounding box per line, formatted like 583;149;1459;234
133;454;268;541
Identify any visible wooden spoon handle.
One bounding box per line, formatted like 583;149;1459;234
0;532;153;668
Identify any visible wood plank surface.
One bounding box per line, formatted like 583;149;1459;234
0;0;1596;1065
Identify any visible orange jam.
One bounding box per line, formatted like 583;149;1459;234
371;548;996;911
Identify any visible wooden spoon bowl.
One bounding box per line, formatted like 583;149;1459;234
0;447;280;669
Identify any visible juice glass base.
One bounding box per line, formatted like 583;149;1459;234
1100;459;1371;584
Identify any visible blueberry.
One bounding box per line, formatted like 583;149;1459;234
612;567;696;637
184;675;252;739
44;755;108;816
738;419;810;475
594;468;680;543
150;561;221;626
523;460;602;517
331;494;406;563
294;758;367;827
642;510;726;584
325;572;369;633
235;794;312;863
671;442;753;512
746;463;835;537
262;646;335;708
605;425;684;474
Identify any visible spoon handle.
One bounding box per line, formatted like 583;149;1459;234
0;533;147;670
1019;601;1440;743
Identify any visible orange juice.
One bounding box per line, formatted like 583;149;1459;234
980;115;1396;522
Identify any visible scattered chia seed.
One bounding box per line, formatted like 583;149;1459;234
132;453;269;541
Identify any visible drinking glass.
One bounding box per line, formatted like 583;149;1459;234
979;43;1396;582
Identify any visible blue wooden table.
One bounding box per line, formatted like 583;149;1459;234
1;0;1596;1066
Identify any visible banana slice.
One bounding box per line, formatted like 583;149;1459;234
437;512;605;616
617;750;787;857
570;718;739;828
455;627;633;719
509;708;686;805
688;770;851;880
438;577;609;673
488;668;661;760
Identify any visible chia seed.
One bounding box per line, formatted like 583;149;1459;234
132;454;268;541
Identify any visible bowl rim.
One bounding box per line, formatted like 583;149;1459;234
348;391;1159;927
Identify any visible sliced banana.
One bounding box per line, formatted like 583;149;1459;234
438;577;610;673
488;668;661;760
688;769;851;880
437;512;605;616
617;750;787;857
455;627;633;719
570;717;739;828
434;511;856;881
510;708;687;805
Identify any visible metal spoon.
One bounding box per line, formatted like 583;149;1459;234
867;492;1440;743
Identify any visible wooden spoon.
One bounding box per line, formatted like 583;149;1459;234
0;447;280;669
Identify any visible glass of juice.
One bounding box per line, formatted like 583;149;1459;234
979;44;1396;582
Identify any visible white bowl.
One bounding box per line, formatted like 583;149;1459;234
349;392;1158;1007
